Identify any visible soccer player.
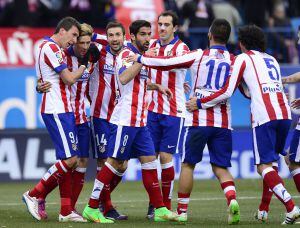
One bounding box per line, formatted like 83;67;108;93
187;24;300;225
130;18;240;224
81;19;178;223
22;17;87;222
145;10;189;217
88;21;128;220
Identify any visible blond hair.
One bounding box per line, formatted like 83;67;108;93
80;23;93;37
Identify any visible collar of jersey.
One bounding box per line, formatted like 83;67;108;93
127;43;141;54
44;36;57;44
157;35;179;47
209;45;227;51
106;45;120;56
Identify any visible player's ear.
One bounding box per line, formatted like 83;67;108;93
130;33;135;42
173;25;178;33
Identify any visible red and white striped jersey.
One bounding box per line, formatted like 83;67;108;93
199;50;291;127
35;37;71;114
64;47;94;125
139;46;233;129
148;36;189;118
89;44;117;121
91;33;108;46
110;43;149;127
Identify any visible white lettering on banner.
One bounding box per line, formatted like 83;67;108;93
0;139;21;179
8;32;33;65
23;139;46;179
44;149;56;164
0;40;8;64
0;77;36;129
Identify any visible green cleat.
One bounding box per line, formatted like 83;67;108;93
82;205;114;223
177;212;188;222
228;199;240;225
154;207;178;222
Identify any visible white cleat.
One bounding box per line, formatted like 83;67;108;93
282;206;300;225
254;210;268;222
59;211;87;222
22;191;41;221
177;212;188;222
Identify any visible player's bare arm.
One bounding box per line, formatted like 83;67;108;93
119;62;143;85
147;81;173;100
282;72;300;84
59;65;86;86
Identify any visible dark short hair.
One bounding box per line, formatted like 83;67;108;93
158;10;179;27
129;20;151;36
210;19;231;44
238;24;266;52
54;17;81;34
106;21;126;35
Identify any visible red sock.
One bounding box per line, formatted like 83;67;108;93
291;168;300;193
262;167;295;212
259;165;278;211
177;192;190;214
220;181;236;206
89;163;115;209
29;161;69;198
71;167;86;210
161;163;175;210
110;174;122;192
141;161;164;209
59;168;73;216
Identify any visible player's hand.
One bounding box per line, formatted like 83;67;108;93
284;147;290;166
186;97;198;112
88;43;100;63
37;80;52;93
157;85;173;100
126;54;139;62
78;54;89;67
184;81;191;94
145;47;158;57
291;98;300;109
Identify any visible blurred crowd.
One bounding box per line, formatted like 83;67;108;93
0;0;299;63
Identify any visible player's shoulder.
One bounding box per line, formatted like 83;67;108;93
44;40;61;53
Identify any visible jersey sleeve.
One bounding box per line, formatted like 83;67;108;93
91;33;108;46
176;42;190;56
44;44;67;73
117;49;134;75
199;54;247;109
140;49;200;71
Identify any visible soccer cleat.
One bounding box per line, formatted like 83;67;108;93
146;204;155;220
228;199;240;225
177;212;188;222
22;191;41;221
254;210;268;222
59;211;87;222
282;206;300;225
82;205;114;223
105;208;128;220
38;199;48;220
154;206;179;222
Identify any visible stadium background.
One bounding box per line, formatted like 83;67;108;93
0;0;300;182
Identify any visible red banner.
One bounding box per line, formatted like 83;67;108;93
0;28;105;67
116;0;164;39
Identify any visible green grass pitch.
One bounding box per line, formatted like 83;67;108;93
0;179;299;227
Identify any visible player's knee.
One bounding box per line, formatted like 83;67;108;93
64;155;78;168
159;152;173;164
78;157;88;168
181;162;195;170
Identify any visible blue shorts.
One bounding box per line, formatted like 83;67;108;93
147;111;184;154
42;112;79;160
252;119;291;165
90;117;110;159
107;124;155;161
289;129;300;162
75;122;90;158
181;126;232;167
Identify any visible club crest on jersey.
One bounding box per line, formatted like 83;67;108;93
166;50;173;56
55;51;64;64
120;147;125;154
72;143;78;151
140;67;149;80
99;145;106;153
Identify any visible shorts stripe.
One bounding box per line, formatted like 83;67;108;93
182;127;189;162
295;140;300;162
253;128;260;164
53;113;71;158
175;117;184;154
90;117;98;159
112;125;123;158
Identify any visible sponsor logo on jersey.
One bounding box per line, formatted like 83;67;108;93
261;82;283;94
55;51;64;64
103;64;114;75
140;67;149;80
